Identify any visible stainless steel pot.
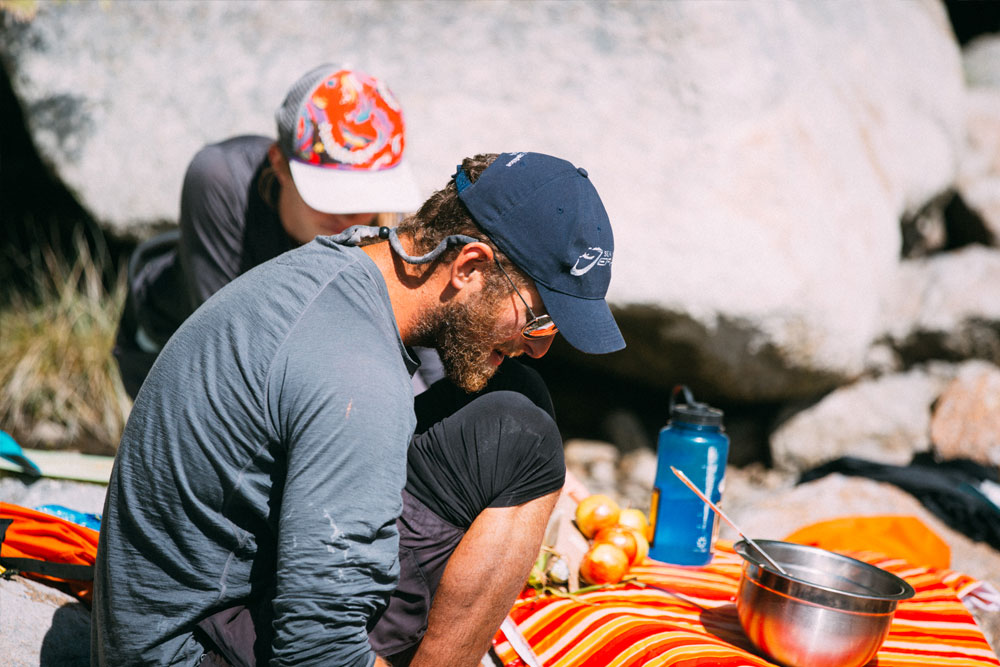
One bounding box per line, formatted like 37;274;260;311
734;539;915;667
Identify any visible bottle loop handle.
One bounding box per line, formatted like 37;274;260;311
669;384;698;412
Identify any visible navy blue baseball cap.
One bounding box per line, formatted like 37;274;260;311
455;151;625;354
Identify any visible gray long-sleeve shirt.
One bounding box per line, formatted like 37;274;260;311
93;239;418;666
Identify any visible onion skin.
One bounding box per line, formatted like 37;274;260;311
594;525;639;565
627;527;649;565
618;508;650;541
580;543;630;585
575;494;621;539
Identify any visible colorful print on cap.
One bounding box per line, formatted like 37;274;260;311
292;70;405;172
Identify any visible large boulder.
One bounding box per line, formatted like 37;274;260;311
883;245;1000;363
964;34;1000;88
957;34;1000;243
931;362;1000;466
768;359;1000;473
769;363;955;473
0;1;968;401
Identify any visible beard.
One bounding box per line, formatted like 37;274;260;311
410;289;511;393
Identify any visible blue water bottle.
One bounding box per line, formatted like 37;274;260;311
648;385;730;566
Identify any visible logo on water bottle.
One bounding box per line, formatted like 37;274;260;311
696;535;708;550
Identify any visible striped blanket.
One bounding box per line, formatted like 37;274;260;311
494;541;999;666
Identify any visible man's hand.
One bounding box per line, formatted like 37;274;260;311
408;490;560;667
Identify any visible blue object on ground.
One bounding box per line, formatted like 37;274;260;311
33;504;102;531
0;430;41;478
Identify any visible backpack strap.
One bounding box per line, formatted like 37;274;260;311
0;518;94;581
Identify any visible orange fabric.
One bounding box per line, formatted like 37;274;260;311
494;540;999;667
0;502;99;603
783;515;951;570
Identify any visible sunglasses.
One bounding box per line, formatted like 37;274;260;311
494;259;559;340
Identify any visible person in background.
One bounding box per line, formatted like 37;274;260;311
93;150;625;666
113;64;424;399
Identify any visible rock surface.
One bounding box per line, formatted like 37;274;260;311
964;34;1000;88
769;365;950;473
931;362;1000;466
0;0;978;401
884;247;1000;364
958;85;1000;245
0;577;91;667
768;359;1000;474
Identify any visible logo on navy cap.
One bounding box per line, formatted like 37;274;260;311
570;247;613;277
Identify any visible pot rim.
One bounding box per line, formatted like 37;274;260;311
734;539;916;603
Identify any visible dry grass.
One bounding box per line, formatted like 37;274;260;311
0;231;130;455
0;0;38;22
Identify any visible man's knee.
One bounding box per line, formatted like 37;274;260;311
461;391;565;503
465;389;554;429
465;390;561;450
405;389;564;529
485;361;555;419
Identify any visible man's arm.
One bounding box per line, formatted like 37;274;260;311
177;143;249;309
267;312;417;666
408;490;560;667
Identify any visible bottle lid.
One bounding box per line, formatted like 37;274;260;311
669;385;724;427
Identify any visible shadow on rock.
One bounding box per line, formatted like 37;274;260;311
40;601;90;666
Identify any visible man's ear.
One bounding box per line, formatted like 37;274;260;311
449;242;495;293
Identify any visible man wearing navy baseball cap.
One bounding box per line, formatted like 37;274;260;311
455;151;625;355
95;151;624;667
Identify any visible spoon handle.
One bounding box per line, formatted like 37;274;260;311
670;466;789;576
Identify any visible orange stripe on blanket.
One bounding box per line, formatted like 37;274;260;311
495;541;999;667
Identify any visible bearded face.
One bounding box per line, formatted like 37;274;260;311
410;279;516;393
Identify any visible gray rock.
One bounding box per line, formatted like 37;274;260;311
931;360;1000;466
601;409;654;453
564;439;619;466
956;86;1000;244
769;364;957;473
0;0;968;402
561;0;966;400
722;462;797;514
564;439;620;499
0;475;107;514
883;246;1000;363
964;34;1000;88
901;191;951;257
617;447;657;513
0;577;90;667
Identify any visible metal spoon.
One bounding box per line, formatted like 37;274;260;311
670;466;789;576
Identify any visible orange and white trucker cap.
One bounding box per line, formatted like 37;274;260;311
275;64;422;214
